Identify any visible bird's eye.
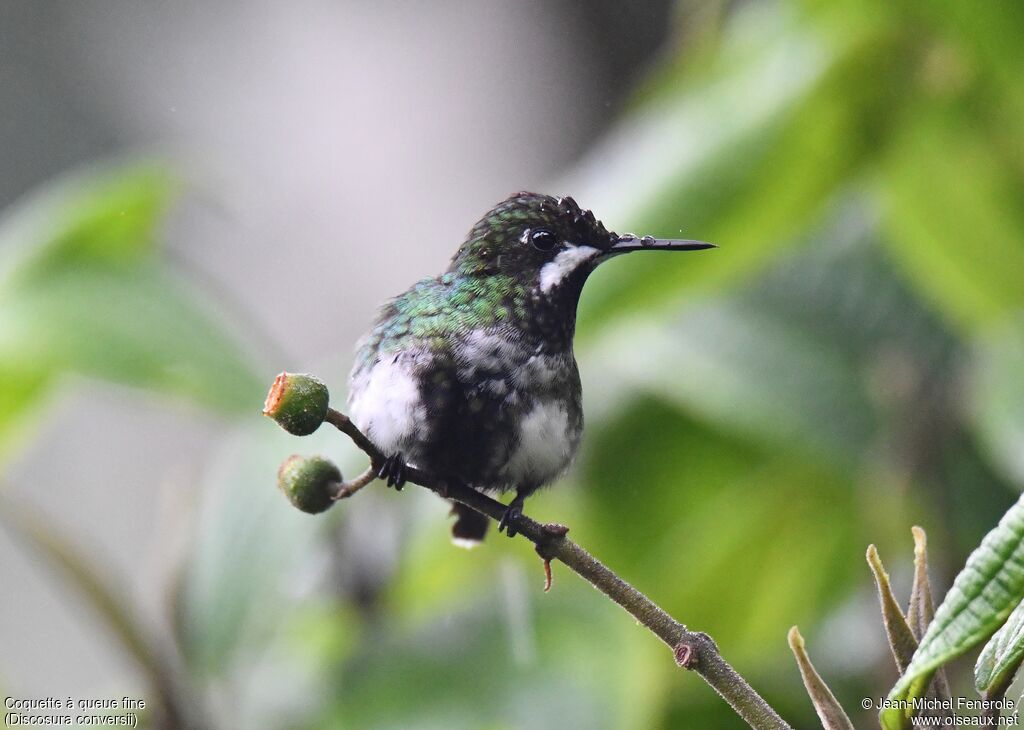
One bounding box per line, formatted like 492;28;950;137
529;228;557;252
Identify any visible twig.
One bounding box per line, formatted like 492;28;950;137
324;408;791;730
332;465;377;500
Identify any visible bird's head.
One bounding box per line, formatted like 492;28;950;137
448;192;713;302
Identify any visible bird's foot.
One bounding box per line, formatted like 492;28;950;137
377;452;407;490
497;493;525;538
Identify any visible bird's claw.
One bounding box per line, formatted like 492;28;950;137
378;453;407;490
497;505;521;537
498;495;525;538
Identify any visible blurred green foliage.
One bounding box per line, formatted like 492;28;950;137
2;1;1024;728
0;164;264;461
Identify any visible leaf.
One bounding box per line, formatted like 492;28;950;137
568;5;857;326
176;423;341;678
880;113;1024;333
788;626;855;730
969;318;1024;488
902;0;1024;120
907;526;937;640
0;264;264;413
578;396;880;662
906;527;953;703
572;5;920;331
867;534;955;722
0;163;264;416
881;493;1024;729
0;363;51;464
321;558;645;730
866;544;918;672
975;595;1024;699
583;221;889;469
0;164;173;281
582;200;958;473
867;533;952;715
592;302;875;466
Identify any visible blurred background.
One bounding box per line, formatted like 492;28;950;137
2;0;1023;727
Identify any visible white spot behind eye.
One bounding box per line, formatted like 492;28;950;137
538;246;599;293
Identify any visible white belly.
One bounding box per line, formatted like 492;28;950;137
502;399;574;486
348;355;425;456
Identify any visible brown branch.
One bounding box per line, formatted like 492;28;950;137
981;688;1008;725
324;408;791;730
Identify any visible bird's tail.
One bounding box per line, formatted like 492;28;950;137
450;501;489;547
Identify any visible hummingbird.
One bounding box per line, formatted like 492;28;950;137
348;192;713;543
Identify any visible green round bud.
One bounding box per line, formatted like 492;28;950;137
263;372;329;436
277;454;341;514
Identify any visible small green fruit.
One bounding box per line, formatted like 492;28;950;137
277;454;341;514
263;372;329;436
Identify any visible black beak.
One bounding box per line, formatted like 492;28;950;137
607;234;716;255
